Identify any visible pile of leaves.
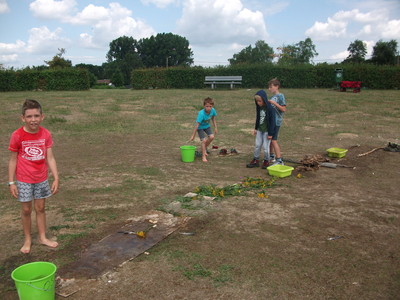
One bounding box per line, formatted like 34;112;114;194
297;154;330;172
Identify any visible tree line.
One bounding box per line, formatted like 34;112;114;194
228;38;399;66
12;33;194;87
3;33;398;87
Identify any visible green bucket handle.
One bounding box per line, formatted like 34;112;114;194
25;279;53;292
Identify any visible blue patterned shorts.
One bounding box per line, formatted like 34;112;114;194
16;180;52;202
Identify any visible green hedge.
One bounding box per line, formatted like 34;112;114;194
132;64;400;89
131;67;206;89
0;69;90;91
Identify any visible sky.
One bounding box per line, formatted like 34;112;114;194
0;0;399;69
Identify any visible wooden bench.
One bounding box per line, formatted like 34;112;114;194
340;81;361;93
204;76;242;89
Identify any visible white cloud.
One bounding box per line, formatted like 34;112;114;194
0;54;18;64
30;1;156;49
380;19;400;39
140;0;178;9
0;40;26;54
29;0;77;20
68;4;109;25
0;27;70;66
333;9;383;23
0;0;10;13
364;40;375;56
26;26;71;54
229;43;246;51
306;7;400;41
305;17;347;41
177;0;268;45
79;33;95;48
359;24;372;35
330;50;348;60
0;54;18;63
77;3;156;49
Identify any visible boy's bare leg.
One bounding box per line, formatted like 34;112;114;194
20;202;33;254
270;143;275;156
201;139;208;162
34;199;58;248
271;140;281;158
202;135;214;162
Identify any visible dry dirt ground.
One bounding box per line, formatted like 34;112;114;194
0;89;399;299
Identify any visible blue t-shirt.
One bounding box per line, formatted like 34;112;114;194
270;93;286;126
196;108;217;129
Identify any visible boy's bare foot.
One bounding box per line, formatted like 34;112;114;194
202;156;208;162
20;241;31;254
39;238;58;249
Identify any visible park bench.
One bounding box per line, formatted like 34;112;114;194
204;76;242;89
340;81;361;93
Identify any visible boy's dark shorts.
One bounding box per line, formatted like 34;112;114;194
16;180;52;202
272;126;280;140
197;127;213;140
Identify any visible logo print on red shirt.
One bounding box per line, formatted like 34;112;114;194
22;140;45;161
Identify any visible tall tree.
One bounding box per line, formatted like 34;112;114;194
45;48;72;68
229;40;274;65
106;36;139;62
276;45;298;65
277;38;318;65
106;36;143;84
137;33;193;68
370;40;398;65
296;37;318;64
343;39;367;64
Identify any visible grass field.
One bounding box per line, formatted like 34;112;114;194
1;88;399;299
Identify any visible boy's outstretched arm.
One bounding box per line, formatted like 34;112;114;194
46;148;59;195
190;123;200;141
8;152;18;198
212;116;218;135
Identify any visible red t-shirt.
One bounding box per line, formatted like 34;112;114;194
9;126;53;183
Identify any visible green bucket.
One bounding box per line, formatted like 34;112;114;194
180;145;196;162
11;261;57;300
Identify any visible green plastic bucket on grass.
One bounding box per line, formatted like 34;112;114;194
11;261;57;300
180;145;196;162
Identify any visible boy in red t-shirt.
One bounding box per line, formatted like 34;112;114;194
8;99;59;254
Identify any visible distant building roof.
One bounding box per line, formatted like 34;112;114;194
97;79;111;84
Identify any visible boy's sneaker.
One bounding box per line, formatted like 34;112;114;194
261;160;269;169
272;159;284;166
269;155;276;163
246;159;259;168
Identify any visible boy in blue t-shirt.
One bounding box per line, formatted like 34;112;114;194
190;97;218;162
268;78;287;165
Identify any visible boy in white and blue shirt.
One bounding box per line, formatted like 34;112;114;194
268;78;287;165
